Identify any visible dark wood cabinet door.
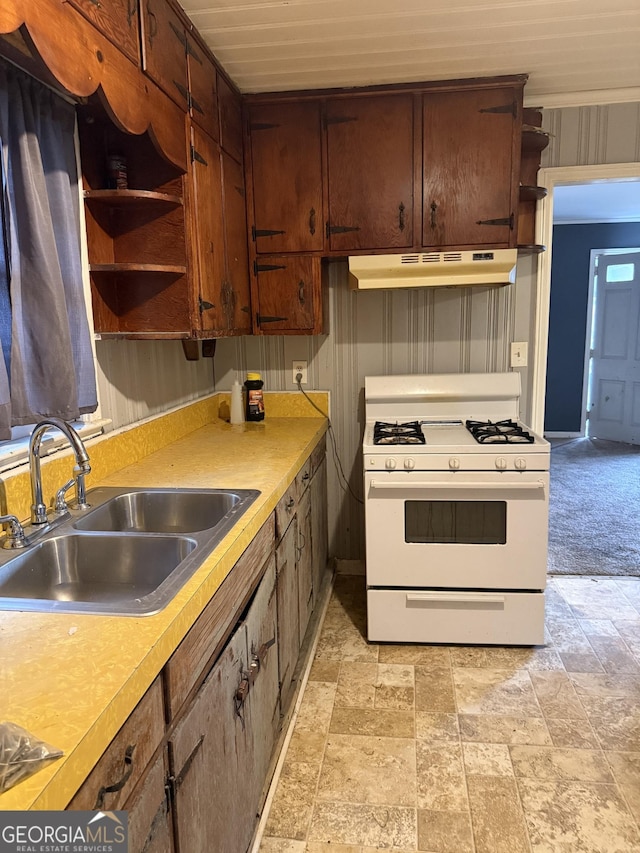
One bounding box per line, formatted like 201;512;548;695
248;101;324;254
252;255;321;334
222;151;252;334
140;0;189;112
218;74;244;163
422;87;520;249
67;0;140;64
170;623;254;853
276;519;300;709
326;94;415;252
187;39;219;143
188;125;226;335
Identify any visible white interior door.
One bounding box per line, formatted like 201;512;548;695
587;250;640;444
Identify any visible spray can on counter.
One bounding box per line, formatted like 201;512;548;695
244;372;265;421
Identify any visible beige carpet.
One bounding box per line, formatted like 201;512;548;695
548;437;640;576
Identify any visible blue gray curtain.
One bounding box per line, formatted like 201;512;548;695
0;62;97;440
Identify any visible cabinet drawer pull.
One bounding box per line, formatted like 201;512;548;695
298;279;306;306
93;744;135;810
285;497;295;511
302;471;310;482
249;655;260;682
429;201;438;229
309;208;316;236
398;202;406;232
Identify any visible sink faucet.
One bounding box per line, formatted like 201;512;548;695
29;418;91;525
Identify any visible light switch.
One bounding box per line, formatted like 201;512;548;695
510;342;528;368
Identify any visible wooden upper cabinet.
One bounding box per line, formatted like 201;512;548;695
186;36;219;143
252;255;322;334
422;87;521;249
326;94;415;252
66;0;140;65
188;124;226;335
247;100;324;254
140;0;189;112
222;151;252;334
218;74;244;163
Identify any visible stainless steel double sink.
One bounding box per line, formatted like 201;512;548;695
0;487;260;616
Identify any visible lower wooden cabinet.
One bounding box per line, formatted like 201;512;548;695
276;517;300;709
66;436;328;853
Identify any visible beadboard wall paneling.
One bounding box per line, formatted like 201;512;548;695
95;339;214;431
213;259;534;559
542;102;640;166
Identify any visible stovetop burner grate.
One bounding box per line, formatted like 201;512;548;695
465;419;535;444
373;421;426;445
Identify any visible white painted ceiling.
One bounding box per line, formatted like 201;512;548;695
180;0;640;105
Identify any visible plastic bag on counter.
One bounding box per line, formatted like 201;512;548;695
0;721;63;793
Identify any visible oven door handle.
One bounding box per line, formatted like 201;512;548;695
369;479;546;490
406;592;505;605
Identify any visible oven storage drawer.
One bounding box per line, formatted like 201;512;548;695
367;588;545;645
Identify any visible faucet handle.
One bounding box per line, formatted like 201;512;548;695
0;514;26;549
54;478;76;514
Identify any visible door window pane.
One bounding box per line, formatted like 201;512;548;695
605;263;634;282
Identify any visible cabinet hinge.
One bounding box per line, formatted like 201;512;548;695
190;94;204;116
250;122;280;131
327;223;361;237
191;145;208;166
476;213;515;229
169;21;187;50
173;80;189;106
186;39;202;63
324;114;358;126
171;733;205;793
199;296;215;313
254;260;287;274
257;313;288;324
252;226;286;240
479;101;518;118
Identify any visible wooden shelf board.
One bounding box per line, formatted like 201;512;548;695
84;190;183;208
89;263;187;275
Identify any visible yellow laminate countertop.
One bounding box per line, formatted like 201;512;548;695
0;414;327;811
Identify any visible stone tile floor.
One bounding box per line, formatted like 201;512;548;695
258;573;640;852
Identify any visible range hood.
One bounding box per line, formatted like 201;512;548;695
348;249;518;290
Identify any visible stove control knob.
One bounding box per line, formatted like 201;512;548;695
515;457;527;470
449;457;461;470
495;457;508;470
404;458;415;470
385;458;397;470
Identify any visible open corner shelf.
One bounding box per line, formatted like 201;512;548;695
517;244;546;255
89;263;187;275
519;185;548;202
84;189;183;209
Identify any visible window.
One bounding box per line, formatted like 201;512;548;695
0;60;98;445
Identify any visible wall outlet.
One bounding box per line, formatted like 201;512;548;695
510;341;528;368
292;361;308;385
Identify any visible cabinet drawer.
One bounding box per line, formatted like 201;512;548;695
367;589;545;645
296;455;313;496
309;435;326;477
164;515;275;720
67;676;164;811
275;480;298;540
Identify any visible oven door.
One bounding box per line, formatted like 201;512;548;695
364;469;549;590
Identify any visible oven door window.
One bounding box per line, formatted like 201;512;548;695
405;500;507;544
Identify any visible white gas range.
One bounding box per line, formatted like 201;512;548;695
363;372;550;646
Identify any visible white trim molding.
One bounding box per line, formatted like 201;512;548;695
525;88;640;110
532;163;640;435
